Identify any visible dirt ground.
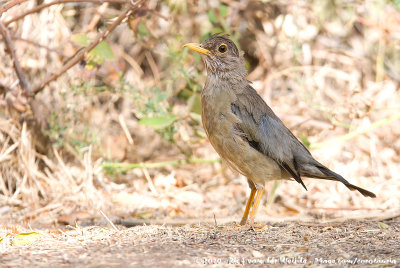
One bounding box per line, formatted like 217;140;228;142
1;216;399;267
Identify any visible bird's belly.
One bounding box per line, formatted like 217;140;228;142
204;112;284;186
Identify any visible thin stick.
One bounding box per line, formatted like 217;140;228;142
100;210;119;231
141;168;158;195
32;0;147;94
118;114;134;145
4;0;128;26
120;50;144;76
0;21;30;95
145;51;160;84
85;2;109;33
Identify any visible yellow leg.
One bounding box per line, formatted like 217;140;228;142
240;188;256;225
249;189;264;225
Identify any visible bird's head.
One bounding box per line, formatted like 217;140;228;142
184;35;246;77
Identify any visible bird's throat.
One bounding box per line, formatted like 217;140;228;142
203;71;248;97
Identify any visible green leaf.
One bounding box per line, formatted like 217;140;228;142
71;35;114;68
208;9;218;24
71;33;90;46
12;232;43;246
218;4;228;18
139;115;178;130
378;222;389;229
88;41;115;65
138;23;148;37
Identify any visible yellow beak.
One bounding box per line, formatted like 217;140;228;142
183;43;212;55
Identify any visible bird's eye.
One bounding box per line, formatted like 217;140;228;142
218;44;228;53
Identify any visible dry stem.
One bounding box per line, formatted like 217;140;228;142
33;0;147;94
0;20;30;95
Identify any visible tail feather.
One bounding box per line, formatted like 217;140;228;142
316;166;376;198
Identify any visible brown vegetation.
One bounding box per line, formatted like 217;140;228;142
0;0;399;244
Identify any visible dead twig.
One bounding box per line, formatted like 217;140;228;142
145;51;160;84
141;167;158;195
99;210;119;231
4;0;129;26
32;0;147;94
85;2;109;33
118;114;134;145
0;20;30;95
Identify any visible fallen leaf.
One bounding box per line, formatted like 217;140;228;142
12;232;43;246
378;222;389;229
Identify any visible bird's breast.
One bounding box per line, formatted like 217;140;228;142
201;83;237;136
201;85;283;184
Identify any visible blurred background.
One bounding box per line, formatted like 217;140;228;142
0;0;399;227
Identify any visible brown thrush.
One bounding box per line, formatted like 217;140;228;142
184;35;376;225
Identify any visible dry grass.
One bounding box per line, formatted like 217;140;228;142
0;0;399;231
0;119;107;222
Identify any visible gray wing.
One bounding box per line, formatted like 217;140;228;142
231;85;376;198
231;85;313;190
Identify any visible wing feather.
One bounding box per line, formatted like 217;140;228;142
231;85;308;190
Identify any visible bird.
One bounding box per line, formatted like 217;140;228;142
184;34;376;226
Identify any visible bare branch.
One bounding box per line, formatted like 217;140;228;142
4;0;129;26
0;0;29;16
0;21;30;95
33;0;147;94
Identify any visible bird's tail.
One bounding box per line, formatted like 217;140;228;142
317;166;376;198
305;165;376;198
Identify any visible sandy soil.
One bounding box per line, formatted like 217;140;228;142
1;217;399;267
